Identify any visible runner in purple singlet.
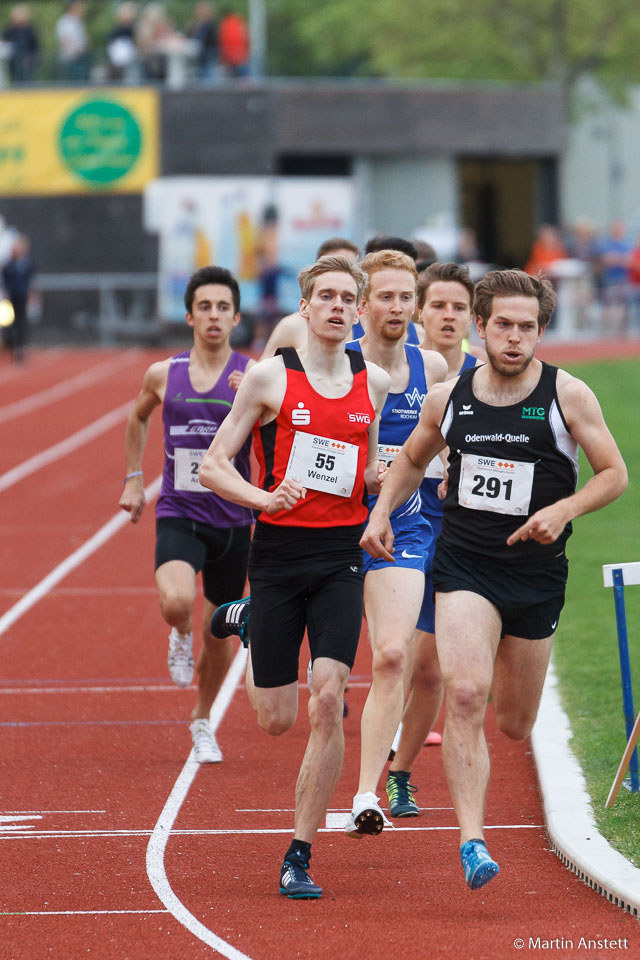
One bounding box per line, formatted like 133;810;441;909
119;266;254;762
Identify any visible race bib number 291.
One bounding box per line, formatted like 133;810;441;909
458;453;534;516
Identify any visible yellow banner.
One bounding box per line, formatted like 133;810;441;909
0;88;158;195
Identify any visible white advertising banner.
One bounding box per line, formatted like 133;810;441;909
144;176;355;322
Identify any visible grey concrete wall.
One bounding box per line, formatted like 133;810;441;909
364;155;458;241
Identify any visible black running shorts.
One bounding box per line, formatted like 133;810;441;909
155;517;251;607
432;539;568;640
247;521;365;688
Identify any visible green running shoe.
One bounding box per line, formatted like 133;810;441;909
386;770;419;818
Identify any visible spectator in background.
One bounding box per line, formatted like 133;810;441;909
0;214;18;268
136;2;184;82
599;219;632;333
566;217;599;269
218;8;249;77
414;239;437;273
2;4;39;83
563;217;601;326
106;2;139;83
189;1;219;81
628;235;640;332
524;224;566;277
2;233;34;363
454;226;492;282
56;0;90;82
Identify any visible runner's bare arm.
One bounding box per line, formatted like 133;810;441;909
421;348;448;389
199;359;304;514
363;361;391;493
360;381;452;559
228;357;256;392
507;373;628;546
119;361;167;523
260;312;306;359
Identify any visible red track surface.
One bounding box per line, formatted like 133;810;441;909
1;347;638;960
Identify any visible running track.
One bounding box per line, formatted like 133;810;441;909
1;346;639;960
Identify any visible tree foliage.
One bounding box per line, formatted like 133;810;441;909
3;0;640;103
266;0;640;102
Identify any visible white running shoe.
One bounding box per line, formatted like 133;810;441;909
167;628;194;687
344;791;392;839
190;719;223;763
306;658;313;691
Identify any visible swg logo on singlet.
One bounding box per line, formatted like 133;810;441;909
348;412;372;423
522;406;545;420
292;402;311;426
404;387;426;408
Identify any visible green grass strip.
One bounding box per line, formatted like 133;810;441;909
552;357;640;866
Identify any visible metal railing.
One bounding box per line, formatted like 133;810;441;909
34;272;159;346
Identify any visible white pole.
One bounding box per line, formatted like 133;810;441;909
248;0;266;78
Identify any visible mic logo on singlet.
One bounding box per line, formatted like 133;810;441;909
292;402;311;426
522;406;545;420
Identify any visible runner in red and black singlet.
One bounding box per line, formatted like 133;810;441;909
362;268;627;892
252;345;372;528
199;255;390;901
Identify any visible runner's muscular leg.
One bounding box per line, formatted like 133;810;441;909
436;591;501;844
295;657;350;843
155;560;197;635
249;665;299;737
191;598;235;721
357;566;425;794
492;632;554;741
391;628;443;774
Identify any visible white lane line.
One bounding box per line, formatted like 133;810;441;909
0;815;42;822
1;824;545;841
0;588;158;597
236;806;454;813
1;909;168;916
146;645;253;960
0;685;190;695
1;810;106;814
0;402;132;493
0;477;161;638
0;353;139;424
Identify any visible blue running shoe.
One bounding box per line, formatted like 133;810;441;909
460;839;500;890
210;596;250;647
279;856;322;899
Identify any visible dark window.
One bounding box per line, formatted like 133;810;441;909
276;154;352;176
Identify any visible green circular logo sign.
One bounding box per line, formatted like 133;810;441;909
59;99;141;185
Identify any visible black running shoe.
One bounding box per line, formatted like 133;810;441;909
210;596;250;647
279;856;322;899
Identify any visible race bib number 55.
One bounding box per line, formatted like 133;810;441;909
286;431;358;498
458;453;534;515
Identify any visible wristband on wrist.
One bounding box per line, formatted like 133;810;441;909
123;470;143;484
